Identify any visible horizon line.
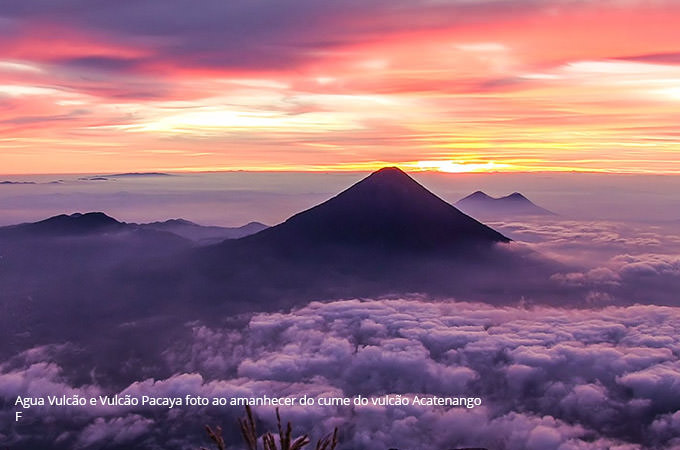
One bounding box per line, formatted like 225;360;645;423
2;167;680;177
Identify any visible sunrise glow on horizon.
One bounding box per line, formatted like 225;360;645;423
2;1;680;175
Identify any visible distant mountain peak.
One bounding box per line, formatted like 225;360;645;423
456;190;554;216
138;218;268;244
462;191;493;201
506;192;527;199
40;212;120;225
24;212;124;235
152;218;197;226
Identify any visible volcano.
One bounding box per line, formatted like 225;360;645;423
225;167;509;253
189;168;518;306
0;168;555;340
456;191;555;217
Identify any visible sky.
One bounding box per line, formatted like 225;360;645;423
1;0;680;174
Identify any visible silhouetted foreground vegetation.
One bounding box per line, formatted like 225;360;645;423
201;405;490;450
201;406;338;450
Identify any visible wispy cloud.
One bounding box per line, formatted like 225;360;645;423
2;1;680;173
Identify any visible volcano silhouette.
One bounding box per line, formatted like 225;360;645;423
189;168;516;306
456;191;555;217
228;166;509;253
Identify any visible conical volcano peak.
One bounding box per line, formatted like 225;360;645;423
504;192;529;201
337;166;453;209
462;191;492;201
236;166;510;251
375;166;405;174
371;166;409;177
360;166;419;187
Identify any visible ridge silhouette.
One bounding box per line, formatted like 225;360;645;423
11;212;123;236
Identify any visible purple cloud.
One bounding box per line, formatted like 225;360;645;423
5;298;678;448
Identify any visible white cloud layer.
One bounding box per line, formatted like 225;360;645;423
3;298;680;449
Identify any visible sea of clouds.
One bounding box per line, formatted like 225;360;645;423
1;216;679;449
2;298;680;449
494;219;680;306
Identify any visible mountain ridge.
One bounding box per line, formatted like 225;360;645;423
0;212;267;242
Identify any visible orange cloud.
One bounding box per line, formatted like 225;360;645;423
1;1;680;174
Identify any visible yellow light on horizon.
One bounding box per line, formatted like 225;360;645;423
414;160;512;173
